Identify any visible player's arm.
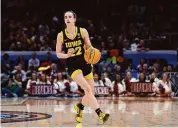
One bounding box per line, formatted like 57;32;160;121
56;32;73;59
81;28;93;49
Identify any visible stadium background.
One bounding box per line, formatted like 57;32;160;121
1;0;178;97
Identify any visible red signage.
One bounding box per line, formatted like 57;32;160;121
130;83;153;93
94;87;109;95
31;85;55;95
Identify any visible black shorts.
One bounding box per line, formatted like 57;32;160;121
68;63;93;80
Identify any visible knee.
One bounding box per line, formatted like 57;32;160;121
83;85;92;95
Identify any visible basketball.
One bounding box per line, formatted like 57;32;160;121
84;47;101;64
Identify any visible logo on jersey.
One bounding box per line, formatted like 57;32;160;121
1;111;52;123
77;33;81;38
65;40;82;48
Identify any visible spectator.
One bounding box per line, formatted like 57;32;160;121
154;73;172;96
40;52;52;67
167;65;173;72
50;63;58;83
137;59;146;70
94;73;104;86
16;42;23;51
40;43;52;51
112;74;125;96
136;40;149;51
143;64;148;73
1;53;12;75
13;72;23;87
25;73;37;95
137;72;148;83
12;65;27;82
9;43;16;51
26;66;36;78
65;77;79;96
114;65;122;75
101;72;112;95
123;71;137;94
28;52;40;69
150;72;159;84
101;72;112;88
16;55;26;70
2;78;23;97
163;66;168;72
130;38;139;51
53;73;66;96
37;73;51;85
100;41;106;52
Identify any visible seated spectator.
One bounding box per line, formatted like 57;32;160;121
136;40;149;51
37;73;51;85
101;72;112;95
1;73;9;88
2;53;13;75
122;71;137;95
53;73;66;96
130;38;139;51
40;52;52;66
50;63;58;83
94;73;104;86
154;73;172;96
40;43;52;51
167;65;173;72
137;59;146;71
12;65;27;82
2;75;23;97
142;63;149;75
114;65;122;75
163;66;168;72
13;72;23;87
150;72;159;84
137;72;149;83
16;55;26;70
25;73;37;95
26;66;36;78
28;52;40;70
64;77;79;97
112;74;125;96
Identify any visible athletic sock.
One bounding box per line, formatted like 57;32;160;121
95;108;103;117
77;103;85;110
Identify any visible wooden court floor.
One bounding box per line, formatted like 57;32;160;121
1;97;178;127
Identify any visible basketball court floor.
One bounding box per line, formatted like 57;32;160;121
1;97;178;127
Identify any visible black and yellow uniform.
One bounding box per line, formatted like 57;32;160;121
62;27;93;80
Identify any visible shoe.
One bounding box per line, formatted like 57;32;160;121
76;123;82;128
74;103;83;123
99;112;110;124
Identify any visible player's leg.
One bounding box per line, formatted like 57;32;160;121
83;65;95;95
85;72;95;94
73;72;110;123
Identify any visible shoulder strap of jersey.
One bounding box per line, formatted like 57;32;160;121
62;29;67;41
79;27;84;39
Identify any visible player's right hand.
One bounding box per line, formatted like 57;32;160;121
67;48;75;57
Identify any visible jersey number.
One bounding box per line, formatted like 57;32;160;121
71;46;82;57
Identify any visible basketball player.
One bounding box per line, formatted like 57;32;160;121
56;11;110;123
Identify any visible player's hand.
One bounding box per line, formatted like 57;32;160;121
67;48;74;58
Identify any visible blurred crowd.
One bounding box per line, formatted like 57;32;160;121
2;0;178;51
1;52;178;98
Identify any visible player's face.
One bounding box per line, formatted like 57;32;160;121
64;12;76;26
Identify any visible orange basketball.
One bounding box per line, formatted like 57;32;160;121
84;47;101;64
